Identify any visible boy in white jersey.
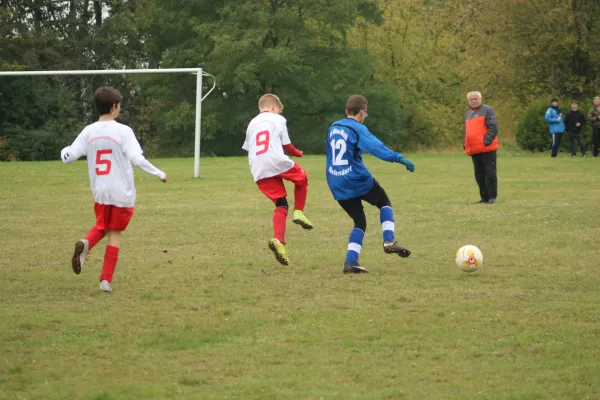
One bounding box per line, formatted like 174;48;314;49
61;87;167;292
242;94;312;265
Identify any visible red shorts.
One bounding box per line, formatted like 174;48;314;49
94;202;134;231
256;163;308;202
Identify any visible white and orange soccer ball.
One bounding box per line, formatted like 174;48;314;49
455;245;483;273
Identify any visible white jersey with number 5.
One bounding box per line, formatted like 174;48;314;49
61;121;165;207
242;112;294;182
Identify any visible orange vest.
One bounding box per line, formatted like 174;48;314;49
464;105;499;156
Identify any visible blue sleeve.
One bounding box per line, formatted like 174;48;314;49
545;109;558;124
357;126;402;163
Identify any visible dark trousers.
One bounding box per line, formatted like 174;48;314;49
338;180;391;232
567;131;586;156
551;133;563;157
471;151;497;201
593;126;600;157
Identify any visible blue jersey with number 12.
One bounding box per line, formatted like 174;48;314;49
326;118;402;201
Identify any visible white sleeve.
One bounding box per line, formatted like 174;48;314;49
280;123;292;146
123;127;144;160
242;129;251;151
61;130;87;163
131;154;166;180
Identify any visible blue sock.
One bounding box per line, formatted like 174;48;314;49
346;228;364;264
380;206;395;242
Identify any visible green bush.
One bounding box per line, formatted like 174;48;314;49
11;129;62;161
516;99;554;152
0;135;17;161
8;120;79;161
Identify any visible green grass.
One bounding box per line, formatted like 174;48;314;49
1;153;600;400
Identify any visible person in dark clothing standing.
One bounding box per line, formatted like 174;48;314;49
464;91;499;204
587;97;600;157
564;100;587;158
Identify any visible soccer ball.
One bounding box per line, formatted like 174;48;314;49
455;245;483;273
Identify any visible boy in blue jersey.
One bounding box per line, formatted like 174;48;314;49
326;95;415;274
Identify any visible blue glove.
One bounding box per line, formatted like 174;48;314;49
397;154;415;172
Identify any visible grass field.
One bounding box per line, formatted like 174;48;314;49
1;153;600;400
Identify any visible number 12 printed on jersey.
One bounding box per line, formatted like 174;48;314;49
330;139;348;166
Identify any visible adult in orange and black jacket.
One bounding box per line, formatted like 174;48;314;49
464;91;498;204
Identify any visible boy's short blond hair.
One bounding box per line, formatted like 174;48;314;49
258;94;284;111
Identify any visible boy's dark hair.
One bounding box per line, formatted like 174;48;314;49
94;87;122;115
346;95;368;116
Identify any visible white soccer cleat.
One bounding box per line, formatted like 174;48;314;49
99;280;113;292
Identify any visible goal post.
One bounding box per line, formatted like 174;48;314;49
0;68;216;178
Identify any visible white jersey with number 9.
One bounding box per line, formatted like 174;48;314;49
242;112;294;182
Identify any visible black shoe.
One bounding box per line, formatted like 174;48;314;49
475;199;489;204
488;198;496;204
71;240;85;275
383;241;411;257
343;261;369;274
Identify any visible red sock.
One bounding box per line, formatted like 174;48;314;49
100;245;119;283
273;207;288;244
84;227;105;250
294;184;307;211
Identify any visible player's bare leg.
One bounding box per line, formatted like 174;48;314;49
71;239;89;275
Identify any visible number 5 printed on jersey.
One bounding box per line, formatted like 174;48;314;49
255;130;270;156
95;149;113;175
330;139;348;166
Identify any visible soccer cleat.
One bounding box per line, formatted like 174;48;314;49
474;199;489;204
488;198;497;204
99;280;113;292
268;238;289;265
71;239;89;275
383;241;411;258
292;210;313;230
343;261;370;274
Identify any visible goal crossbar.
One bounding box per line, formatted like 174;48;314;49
0;68;216;178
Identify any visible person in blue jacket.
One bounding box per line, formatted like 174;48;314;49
545;98;566;157
325;94;415;274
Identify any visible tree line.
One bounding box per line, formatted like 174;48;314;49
1;0;600;160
